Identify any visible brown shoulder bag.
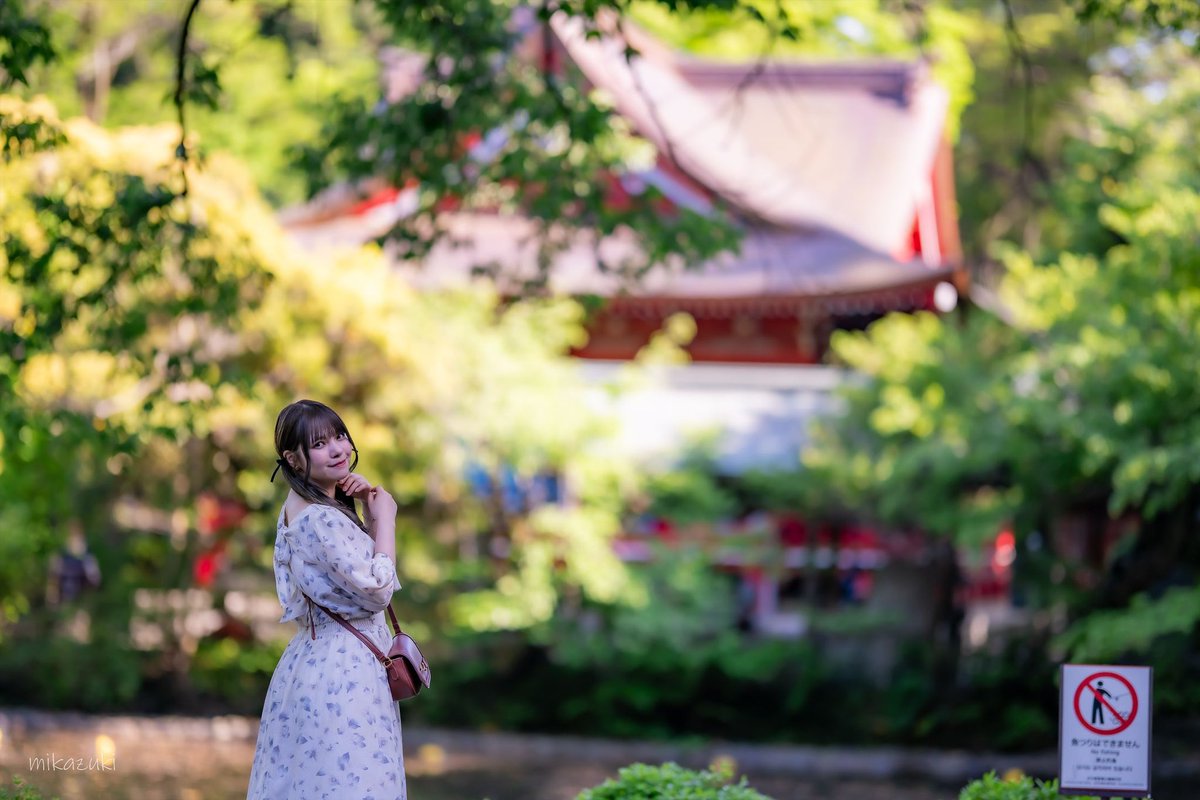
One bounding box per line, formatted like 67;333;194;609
307;598;432;701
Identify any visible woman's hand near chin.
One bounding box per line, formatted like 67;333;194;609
365;486;398;522
338;472;376;527
338;472;373;500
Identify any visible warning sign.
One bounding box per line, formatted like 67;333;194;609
1059;664;1152;797
1074;671;1137;735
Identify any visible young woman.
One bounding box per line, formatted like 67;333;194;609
247;399;406;799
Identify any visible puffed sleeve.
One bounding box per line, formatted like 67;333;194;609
286;505;400;615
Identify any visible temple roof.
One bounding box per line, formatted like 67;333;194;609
551;14;950;255
279;16;958;309
285;209;952;313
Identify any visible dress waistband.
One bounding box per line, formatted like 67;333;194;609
297;603;387;635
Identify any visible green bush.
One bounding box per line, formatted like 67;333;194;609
408;613;1058;749
885;640;1058;750
958;771;1098;800
577;762;774;800
0;631;142;712
0;776;57;800
190;637;287;714
410;636;826;740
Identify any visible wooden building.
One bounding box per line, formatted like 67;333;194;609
279;17;985;652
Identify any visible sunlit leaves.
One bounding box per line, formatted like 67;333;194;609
807;53;1200;653
1073;0;1200;46
6;0;382;206
296;0;743;285
0;0;54;88
1;99;266;426
1054;584;1200;662
0;91;656;653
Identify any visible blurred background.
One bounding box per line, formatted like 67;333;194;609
1;1;1199;798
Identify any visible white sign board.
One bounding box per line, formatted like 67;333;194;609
1059;664;1152;797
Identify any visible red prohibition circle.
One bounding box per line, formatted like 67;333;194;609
1073;671;1137;736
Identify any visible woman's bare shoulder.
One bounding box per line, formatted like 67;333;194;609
281;492;313;527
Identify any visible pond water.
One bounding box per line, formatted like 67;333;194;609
0;723;952;800
1;717;1195;800
4;753;954;800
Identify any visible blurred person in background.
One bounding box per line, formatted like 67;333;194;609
46;519;102;607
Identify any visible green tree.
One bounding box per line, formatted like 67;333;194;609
807;46;1200;661
7;0;382;205
0;95;267;617
0;89;656;707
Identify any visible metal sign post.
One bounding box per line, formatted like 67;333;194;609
1059;664;1152;797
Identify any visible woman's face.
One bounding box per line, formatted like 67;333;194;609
287;431;353;489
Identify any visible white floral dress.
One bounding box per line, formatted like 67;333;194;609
247;503;406;800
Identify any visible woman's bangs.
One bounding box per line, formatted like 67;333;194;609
293;404;347;449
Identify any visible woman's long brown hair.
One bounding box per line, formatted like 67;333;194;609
272;400;367;531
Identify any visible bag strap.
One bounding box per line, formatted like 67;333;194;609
385;603;402;637
304;595;405;668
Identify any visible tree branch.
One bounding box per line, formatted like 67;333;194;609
173;0;203;196
999;0;1049;185
612;14;763;223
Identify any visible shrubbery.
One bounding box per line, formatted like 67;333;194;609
958;771;1098;800
575;765;1109;800
405;609;1057;750
577;762;774;800
573;767;1106;800
0;777;56;800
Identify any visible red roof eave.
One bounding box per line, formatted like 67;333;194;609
595;267;955;319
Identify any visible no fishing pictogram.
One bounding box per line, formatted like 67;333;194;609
1060;664;1152;796
1073;671;1138;736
